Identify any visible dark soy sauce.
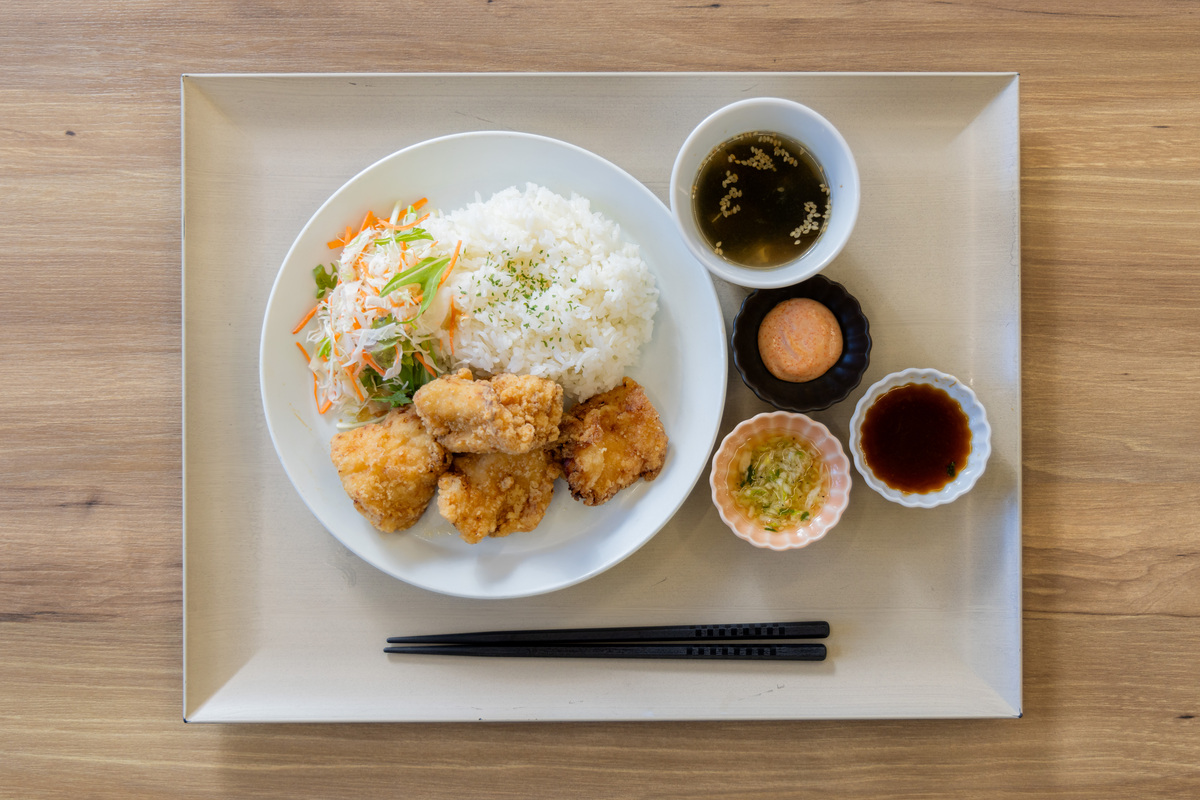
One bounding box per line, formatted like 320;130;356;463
860;383;972;494
692;130;830;269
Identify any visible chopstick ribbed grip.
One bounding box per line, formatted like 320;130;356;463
687;622;830;640
679;644;826;660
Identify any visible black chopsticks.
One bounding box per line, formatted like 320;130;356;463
383;643;825;660
385;621;829;661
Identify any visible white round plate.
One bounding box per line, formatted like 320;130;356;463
260;131;727;599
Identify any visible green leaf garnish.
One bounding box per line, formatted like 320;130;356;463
357;346;440;408
374;228;434;246
378;255;452;315
312;264;338;299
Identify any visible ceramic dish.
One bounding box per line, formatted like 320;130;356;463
669;97;860;289
259;131;727;599
709;411;852;550
731;274;871;413
849;368;992;508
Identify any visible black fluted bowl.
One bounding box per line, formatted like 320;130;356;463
731;274;871;413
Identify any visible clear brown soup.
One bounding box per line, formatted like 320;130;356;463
860;383;971;494
692;130;829;269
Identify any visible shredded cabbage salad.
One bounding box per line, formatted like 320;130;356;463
292;199;461;426
730;433;828;532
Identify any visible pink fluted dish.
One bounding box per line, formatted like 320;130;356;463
709;411;852;551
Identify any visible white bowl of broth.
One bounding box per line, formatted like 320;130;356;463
670;98;860;289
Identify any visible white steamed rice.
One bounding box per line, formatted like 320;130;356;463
424;184;659;401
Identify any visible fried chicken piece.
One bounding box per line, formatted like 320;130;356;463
556;377;668;506
413;368;563;454
329;406;451;532
436;448;560;544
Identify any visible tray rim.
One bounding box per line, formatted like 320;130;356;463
182;71;1022;723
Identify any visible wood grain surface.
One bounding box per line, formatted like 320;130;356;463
2;0;1198;797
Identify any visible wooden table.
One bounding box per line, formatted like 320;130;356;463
2;1;1197;796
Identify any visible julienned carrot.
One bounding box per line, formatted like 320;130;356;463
362;351;386;375
318;397;333;415
327;225;355;249
296;341;311;363
292;304;319;335
347;367;365;402
359;210;379;233
394;212;430;232
312;372;321;409
437;240;462;291
446;295;459;355
413;350;438;377
378;199;427;230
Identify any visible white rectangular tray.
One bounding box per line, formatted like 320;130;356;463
183;72;1021;722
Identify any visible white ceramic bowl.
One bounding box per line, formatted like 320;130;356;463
709;411;852;551
670;97;860;289
849;368;992;508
